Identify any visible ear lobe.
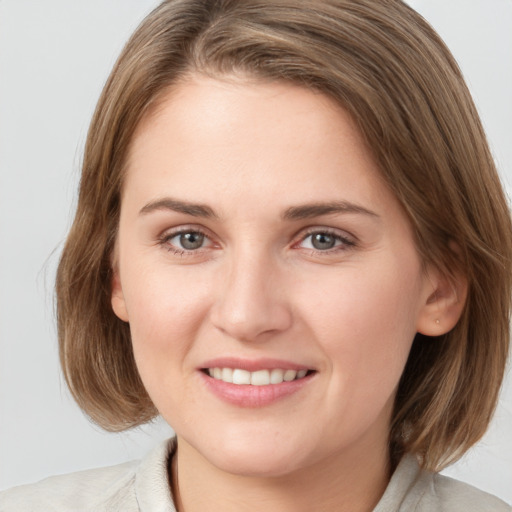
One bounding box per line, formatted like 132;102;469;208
416;268;467;336
111;268;129;322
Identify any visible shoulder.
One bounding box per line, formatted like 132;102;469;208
0;459;139;512
0;438;177;512
426;472;511;512
379;454;511;512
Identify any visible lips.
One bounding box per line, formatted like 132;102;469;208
199;359;316;407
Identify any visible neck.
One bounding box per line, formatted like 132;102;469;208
170;437;390;512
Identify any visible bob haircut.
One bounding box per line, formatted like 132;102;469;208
56;0;512;471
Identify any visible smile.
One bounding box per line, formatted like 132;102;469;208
206;368;310;385
199;359;316;407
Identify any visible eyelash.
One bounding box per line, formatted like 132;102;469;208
158;228;213;257
158;227;357;256
297;228;356;254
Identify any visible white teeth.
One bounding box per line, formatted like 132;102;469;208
207;367;310;385
283;369;297;381
251;369;270;386
232;369;251;385
270;369;284;384
222;368;233;382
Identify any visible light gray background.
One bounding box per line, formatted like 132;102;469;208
1;0;511;503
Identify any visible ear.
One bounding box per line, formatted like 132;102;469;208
111;265;129;322
416;266;467;336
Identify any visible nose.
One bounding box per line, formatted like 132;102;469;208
210;249;293;342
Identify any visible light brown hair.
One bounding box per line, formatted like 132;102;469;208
56;0;512;471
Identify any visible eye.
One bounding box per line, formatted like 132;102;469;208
160;229;212;253
298;230;355;252
307;232;338;250
174;231;205;250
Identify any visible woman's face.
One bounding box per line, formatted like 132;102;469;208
112;75;437;477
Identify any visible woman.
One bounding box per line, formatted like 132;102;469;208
2;0;511;510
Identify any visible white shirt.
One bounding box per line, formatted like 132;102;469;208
1;438;510;511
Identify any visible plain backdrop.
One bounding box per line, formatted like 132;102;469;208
1;0;511;504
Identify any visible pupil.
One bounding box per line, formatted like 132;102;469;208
312;233;335;250
180;232;204;250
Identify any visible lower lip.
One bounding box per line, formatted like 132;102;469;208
199;371;314;408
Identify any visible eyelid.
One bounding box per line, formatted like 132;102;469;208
156;224;357;255
158;223;213;240
293;226;358;251
157;225;217;253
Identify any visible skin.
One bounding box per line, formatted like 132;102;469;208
111;75;464;512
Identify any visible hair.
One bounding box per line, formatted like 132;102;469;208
56;0;512;471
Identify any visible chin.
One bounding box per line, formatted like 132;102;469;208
214;449;303;478
195;432;310;478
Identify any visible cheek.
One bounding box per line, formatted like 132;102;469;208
300;258;423;386
122;268;215;423
121;265;214;379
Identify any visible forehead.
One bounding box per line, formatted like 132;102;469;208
123;74;391;216
129;74;365;159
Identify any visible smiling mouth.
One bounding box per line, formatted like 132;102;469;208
203;368;314;385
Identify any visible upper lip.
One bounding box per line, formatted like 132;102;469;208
200;357;313;372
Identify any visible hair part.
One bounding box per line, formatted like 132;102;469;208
56;0;512;470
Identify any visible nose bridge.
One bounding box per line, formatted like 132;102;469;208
211;242;292;341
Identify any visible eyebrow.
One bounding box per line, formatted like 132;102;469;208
139;198;218;218
282;201;379;221
139;197;378;221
